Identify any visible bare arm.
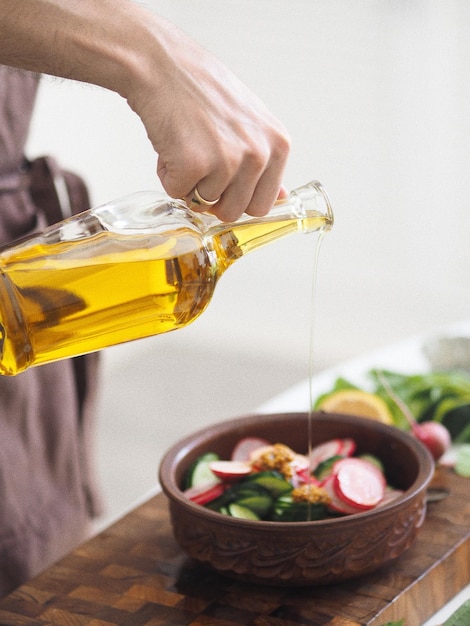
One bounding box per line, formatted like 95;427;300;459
0;0;290;220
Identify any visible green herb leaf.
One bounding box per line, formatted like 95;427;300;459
314;369;470;443
442;599;470;625
455;444;470;477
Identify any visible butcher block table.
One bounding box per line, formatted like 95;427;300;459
0;465;468;626
2;322;470;625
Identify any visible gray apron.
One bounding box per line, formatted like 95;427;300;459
0;66;102;597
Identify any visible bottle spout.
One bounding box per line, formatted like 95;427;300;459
288;180;334;231
192;179;334;236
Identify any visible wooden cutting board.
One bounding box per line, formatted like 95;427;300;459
0;467;468;626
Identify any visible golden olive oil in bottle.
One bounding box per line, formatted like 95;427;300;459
0;181;333;375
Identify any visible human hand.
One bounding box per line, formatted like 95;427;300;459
124;17;290;222
0;0;289;221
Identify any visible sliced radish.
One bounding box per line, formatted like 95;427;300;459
291;453;310;473
184;482;226;505
333;458;386;511
208;460;252;481
309;439;345;470
231;437;271;462
292;466;321;488
339;438;356;457
377;488;404;507
249;444;275;464
292;454;319;487
322;475;364;515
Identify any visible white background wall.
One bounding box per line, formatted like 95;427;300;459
26;0;470;368
22;1;470;518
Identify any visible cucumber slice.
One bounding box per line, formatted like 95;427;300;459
236;494;272;517
359;453;385;472
245;471;292;497
228;503;260;520
272;495;327;522
313;455;343;480
206;482;270;513
184;452;220;489
205;491;232;511
229;483;268;498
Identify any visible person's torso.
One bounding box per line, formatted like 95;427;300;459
0;66;40;244
0;66;39;175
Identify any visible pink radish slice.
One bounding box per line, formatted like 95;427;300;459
322;475;364;515
333;458;386;510
184;482;225;505
291;454;319;487
377;488;404;507
208;460;252;481
339;438;356;457
309;439;345;469
249;445;273;462
231;437;271;461
292;454;310;473
293;468;321;487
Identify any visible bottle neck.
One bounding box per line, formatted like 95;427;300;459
202;181;334;271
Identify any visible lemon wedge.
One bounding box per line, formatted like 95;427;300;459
317;389;394;425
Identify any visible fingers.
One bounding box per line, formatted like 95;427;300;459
186;186;221;209
183;173;285;223
159;126;291;223
218;149;290;221
142;20;291;222
185;167;287;222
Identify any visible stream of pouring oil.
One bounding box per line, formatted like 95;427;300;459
307;229;329;520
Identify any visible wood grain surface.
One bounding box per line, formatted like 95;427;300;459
0;467;468;626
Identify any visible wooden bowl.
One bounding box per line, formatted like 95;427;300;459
159;412;434;586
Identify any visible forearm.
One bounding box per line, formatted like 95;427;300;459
0;0;161;98
0;0;290;220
